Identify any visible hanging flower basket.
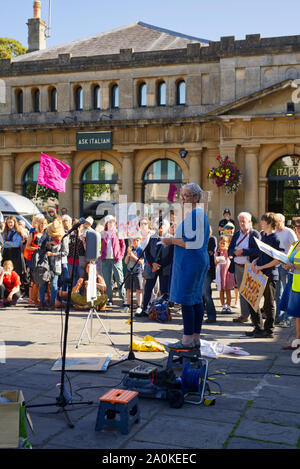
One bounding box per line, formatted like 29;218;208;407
208;156;242;194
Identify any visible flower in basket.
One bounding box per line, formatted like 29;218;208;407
208;156;242;194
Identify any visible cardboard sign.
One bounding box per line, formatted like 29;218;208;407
116;203;140;239
239;262;268;312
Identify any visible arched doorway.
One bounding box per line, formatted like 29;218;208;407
142;159;184;204
80;160;119;221
23;162;58;212
267;155;300;225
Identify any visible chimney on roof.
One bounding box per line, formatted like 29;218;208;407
33;0;41;17
27;1;47;53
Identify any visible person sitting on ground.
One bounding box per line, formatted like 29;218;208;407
0;260;21;306
70;262;107;310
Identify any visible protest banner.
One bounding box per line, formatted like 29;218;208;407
239;262;268;312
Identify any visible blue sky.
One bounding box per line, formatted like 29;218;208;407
1;0;300;49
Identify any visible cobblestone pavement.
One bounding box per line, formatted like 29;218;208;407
0;289;299;454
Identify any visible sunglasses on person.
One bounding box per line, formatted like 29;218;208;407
180;193;195;200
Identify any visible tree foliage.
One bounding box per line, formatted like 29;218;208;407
83;183;111;201
0;37;27;59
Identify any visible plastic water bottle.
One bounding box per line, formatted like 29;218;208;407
56;383;72;404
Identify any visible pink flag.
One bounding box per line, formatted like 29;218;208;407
38;153;71;193
167;183;178;202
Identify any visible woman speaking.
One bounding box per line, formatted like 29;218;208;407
161;183;210;350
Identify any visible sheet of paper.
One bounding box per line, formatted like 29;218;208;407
254;237;289;264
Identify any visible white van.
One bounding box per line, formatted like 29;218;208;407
0;191;42;229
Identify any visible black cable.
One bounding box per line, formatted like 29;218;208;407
209;371;300;378
72;375;127;402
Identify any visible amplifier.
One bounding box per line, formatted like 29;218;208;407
128;365;158;379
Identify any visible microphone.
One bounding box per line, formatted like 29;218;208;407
63;217;86;237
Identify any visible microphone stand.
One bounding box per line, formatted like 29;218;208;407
26;227;93;428
108;237;163;369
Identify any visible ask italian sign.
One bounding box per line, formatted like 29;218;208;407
76;131;112;150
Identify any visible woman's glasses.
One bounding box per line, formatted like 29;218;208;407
180;193;195;200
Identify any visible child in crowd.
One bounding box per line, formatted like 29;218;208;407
215;236;235;313
0;260;21;306
123;234;144;314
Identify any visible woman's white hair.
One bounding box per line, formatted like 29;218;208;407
275;213;285;223
182;183;203;201
238;212;252;222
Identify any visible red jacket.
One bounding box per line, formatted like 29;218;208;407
100;232;125;263
3;271;21;292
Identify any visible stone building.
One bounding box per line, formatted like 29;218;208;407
0;1;300;231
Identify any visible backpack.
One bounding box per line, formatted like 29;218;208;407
148;294;172;323
30;250;51;284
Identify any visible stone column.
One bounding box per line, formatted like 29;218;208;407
58;152;74;215
1;154;15;191
121;151;134;202
72;182;81;218
202;148;220;229
258;177;268;219
189;150;202;186
242;145;260;221
101;83;110;110
134;181;143;203
219;144;237;218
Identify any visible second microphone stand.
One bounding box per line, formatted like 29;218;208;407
108;238;162;369
26;227;93;428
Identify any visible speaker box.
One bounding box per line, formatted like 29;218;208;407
85;230;101;261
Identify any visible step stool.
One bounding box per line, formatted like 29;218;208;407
95;389;140;435
167;348;202;370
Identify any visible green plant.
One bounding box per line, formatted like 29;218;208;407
208;156;242;194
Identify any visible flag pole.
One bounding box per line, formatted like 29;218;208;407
33;182;39;217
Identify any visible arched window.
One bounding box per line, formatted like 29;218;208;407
267;155;300;225
142;159;184;204
157;82;166;106
32;89;40;112
111;84;119;109
49;87;57;112
138;83;147;107
75;86;83;110
176;80;186;105
23;162;58;211
16;89;23;114
81;160;119;220
93;85;101;110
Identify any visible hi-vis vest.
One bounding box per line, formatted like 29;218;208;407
289;241;300;293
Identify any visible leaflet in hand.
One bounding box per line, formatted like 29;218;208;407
254;237;289;264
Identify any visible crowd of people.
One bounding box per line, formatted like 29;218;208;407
0;189;299;351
